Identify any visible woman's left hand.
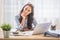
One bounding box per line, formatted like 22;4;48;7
22;27;33;31
23;27;29;31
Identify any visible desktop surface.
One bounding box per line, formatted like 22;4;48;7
0;28;59;40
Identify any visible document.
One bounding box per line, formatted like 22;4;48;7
48;30;60;34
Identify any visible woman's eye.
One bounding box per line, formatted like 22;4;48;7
28;10;30;12
25;8;27;10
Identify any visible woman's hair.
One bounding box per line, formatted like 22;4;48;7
19;4;34;29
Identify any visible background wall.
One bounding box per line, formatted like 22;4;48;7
0;0;3;26
1;0;60;29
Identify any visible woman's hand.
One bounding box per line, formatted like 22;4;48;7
21;12;26;28
21;12;27;19
22;27;33;31
21;14;25;19
23;27;29;31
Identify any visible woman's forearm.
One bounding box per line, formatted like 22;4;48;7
21;18;25;28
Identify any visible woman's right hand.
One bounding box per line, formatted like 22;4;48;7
21;12;26;29
21;12;26;19
21;14;25;19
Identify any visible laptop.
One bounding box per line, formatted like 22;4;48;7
11;22;51;36
33;22;51;34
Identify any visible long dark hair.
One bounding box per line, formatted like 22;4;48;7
19;4;34;29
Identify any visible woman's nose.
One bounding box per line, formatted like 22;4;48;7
25;11;28;13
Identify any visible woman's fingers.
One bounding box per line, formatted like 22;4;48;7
22;27;33;31
21;13;25;19
23;27;29;31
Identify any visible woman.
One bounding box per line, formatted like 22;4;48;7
15;3;37;31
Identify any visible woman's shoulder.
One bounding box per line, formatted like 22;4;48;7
15;14;20;18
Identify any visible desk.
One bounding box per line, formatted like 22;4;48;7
0;28;59;40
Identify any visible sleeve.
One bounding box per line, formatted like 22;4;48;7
15;15;23;31
32;18;37;28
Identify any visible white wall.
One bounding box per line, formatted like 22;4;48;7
0;0;3;26
2;0;60;29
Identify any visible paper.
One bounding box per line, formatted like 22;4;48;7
48;30;60;34
22;31;33;36
10;30;33;36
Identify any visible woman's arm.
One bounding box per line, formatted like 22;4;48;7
20;12;27;28
21;18;25;28
33;18;37;28
15;15;23;30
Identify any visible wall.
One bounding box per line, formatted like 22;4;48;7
0;0;3;26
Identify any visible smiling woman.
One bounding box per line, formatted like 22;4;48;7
15;3;37;31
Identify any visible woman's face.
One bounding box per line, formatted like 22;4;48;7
22;5;32;17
